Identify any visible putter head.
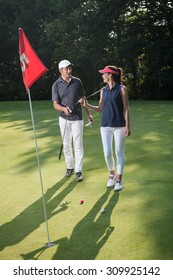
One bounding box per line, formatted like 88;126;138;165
85;120;93;127
128;73;134;78
122;73;134;79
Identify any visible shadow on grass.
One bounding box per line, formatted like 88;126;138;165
22;190;119;260
1;101;173;259
0;177;77;252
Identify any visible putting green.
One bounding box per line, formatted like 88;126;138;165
0;101;173;260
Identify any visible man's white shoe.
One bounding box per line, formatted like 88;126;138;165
107;174;116;188
114;180;123;191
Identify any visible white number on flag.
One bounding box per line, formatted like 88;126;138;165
20;53;29;72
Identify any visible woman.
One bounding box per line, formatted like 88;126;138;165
80;65;131;191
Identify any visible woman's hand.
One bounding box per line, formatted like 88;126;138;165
78;98;88;107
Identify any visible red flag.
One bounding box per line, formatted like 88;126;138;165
18;28;48;90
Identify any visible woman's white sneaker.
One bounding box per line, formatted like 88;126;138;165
107;174;116;188
114;180;123;191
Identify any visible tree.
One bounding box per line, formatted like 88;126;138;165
0;0;172;101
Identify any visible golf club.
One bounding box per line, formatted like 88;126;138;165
58;115;68;160
122;73;134;79
86;88;103;100
74;88;102;106
79;72;134;101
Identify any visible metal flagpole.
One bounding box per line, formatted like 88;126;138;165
27;89;55;248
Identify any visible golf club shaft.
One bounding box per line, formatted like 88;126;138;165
86;88;103;99
74;89;102;105
59;115;68;160
75;72;134;104
86;73;133;99
58;144;63;160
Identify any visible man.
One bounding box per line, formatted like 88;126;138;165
52;59;92;181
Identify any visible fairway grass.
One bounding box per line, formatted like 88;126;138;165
0;100;173;260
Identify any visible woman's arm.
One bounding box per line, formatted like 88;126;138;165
79;89;104;113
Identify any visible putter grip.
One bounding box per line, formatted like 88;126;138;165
59;144;63;160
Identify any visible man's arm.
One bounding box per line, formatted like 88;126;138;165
53;101;71;116
121;86;131;136
80;95;93;122
79;89;104;113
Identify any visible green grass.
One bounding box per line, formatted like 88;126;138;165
0;100;173;260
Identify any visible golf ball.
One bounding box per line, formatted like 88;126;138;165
101;208;105;213
80;199;85;204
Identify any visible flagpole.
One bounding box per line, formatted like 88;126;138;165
27;89;55;248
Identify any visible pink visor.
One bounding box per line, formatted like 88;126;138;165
99;66;119;75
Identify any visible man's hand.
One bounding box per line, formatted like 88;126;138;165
87;114;93;124
85;114;93;127
63;106;72;115
125;126;131;137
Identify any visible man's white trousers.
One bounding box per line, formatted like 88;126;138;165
59;117;84;173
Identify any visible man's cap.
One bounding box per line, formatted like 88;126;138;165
58;59;74;69
99;66;119;75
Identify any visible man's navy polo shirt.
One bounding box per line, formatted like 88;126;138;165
52;76;86;121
